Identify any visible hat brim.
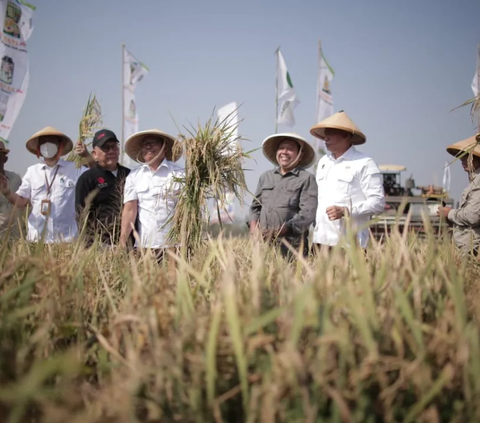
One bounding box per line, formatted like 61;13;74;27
125;130;182;163
446;135;480;159
310;124;366;145
262;133;316;168
26;129;73;156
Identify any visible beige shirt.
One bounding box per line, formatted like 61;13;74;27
448;169;480;255
0;170;22;236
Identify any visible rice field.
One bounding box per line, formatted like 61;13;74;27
1;218;480;423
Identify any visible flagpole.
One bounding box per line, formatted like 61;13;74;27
275;46;280;134
315;40;321;127
121;43;125;164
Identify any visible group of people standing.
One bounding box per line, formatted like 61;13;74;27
0;110;479;259
0;126;183;256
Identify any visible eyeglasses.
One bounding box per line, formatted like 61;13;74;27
99;144;119;152
141;140;163;149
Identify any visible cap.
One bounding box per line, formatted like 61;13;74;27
92;129;119;148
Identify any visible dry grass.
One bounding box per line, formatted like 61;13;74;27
66;93;103;167
1;219;480;422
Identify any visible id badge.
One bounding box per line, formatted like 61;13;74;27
40;199;51;216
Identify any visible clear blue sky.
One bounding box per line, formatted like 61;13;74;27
5;0;480;213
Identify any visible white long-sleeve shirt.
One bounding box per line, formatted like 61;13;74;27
313;146;385;248
16;159;87;243
123;160;184;248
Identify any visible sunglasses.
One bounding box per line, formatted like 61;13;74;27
99;143;119;152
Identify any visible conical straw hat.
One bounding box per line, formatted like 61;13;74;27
446;134;480;159
262;133;316;168
26;126;73;155
125;129;182;163
310;110;366;145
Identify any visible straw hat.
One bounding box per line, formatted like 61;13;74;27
446;134;480;159
0;140;9;154
26;126;73;155
125;129;181;163
310;110;366;145
262;133;316;169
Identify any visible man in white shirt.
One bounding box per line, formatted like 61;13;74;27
0;140;22;237
120;129;183;260
0;126;89;243
310;111;385;251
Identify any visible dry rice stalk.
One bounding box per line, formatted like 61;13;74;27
167;108;251;256
66;93;103;167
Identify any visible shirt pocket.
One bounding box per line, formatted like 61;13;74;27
337;172;354;194
260;184;275;205
31;180;46;198
136;181;151;204
287;187;300;209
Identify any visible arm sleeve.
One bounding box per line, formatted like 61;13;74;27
123;173;138;203
351;159;385;217
75;173;90;211
285;174;318;235
15;168;32;200
448;184;480;227
249;174;264;222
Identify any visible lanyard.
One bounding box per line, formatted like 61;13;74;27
44;165;60;197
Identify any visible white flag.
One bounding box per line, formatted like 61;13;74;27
442;162;451;194
276;49;299;127
217;101;239;156
122;46;148;167
472;44;480;97
472;45;480;130
315;44;334;154
0;0;34;143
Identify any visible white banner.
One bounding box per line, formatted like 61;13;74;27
442;161;451;194
217;101;239;156
276;49;299;127
472;44;480;130
0;0;34;143
315;44;334;154
122;45;148;167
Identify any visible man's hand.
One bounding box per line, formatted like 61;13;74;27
262;224;288;241
326;205;347;221
75;141;89;158
0;173;10;195
437;206;452;219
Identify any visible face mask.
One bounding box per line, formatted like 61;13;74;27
40;142;58;159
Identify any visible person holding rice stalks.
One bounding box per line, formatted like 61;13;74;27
438;134;480;257
310;111;385;252
0;127;88;243
75;129;131;247
0;140;22;237
249;133;318;258
119;129;184;261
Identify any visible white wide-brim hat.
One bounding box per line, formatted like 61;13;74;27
262;133;316;168
310;110;366;145
125;129;182;163
26;126;73;155
446;134;480;159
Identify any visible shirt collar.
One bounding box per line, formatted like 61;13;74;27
274;166;300;176
142;159;170;173
41;158;64;170
326;145;356;162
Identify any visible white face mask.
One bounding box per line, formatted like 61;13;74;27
40;142;58;159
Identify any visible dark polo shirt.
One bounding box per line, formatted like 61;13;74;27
75;164;130;245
